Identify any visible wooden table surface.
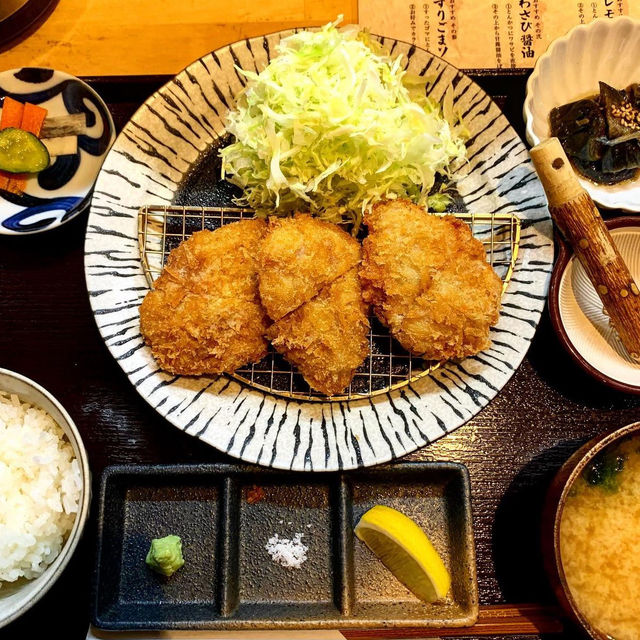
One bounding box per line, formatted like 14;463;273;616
0;68;639;640
0;0;358;76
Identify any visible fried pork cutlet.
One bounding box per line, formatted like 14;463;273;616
360;200;502;361
139;220;269;375
258;214;361;321
267;267;370;395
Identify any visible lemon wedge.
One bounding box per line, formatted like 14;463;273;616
354;505;451;603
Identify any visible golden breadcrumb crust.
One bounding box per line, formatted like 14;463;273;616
258;213;361;321
360;200;502;361
267;267;370;395
139;220;270;375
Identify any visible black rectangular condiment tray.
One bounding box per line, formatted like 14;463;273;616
92;462;478;630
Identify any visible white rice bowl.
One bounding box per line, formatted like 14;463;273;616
0;391;82;585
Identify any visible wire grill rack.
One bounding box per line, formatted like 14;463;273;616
138;205;521;402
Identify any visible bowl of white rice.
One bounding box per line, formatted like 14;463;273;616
0;368;90;628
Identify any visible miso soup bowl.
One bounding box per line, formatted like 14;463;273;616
542;421;640;640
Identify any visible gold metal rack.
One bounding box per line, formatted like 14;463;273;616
138;205;521;402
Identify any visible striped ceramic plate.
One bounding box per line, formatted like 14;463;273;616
84;29;553;471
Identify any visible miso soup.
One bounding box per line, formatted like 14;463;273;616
560;434;640;640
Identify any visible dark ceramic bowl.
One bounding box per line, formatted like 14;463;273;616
548;217;640;395
542;420;640;640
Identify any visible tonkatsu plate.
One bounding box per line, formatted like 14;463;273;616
85;21;553;471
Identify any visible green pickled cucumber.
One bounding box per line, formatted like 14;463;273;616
0;127;50;174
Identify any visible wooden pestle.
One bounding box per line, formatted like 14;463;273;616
530;137;640;361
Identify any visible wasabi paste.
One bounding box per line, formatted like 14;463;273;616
145;534;185;576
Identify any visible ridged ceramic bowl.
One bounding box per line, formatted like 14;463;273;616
524;16;640;212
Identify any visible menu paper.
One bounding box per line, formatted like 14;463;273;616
358;0;640;68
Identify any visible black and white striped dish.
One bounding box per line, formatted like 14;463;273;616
84;30;554;471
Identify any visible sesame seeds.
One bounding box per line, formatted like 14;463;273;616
610;101;640;131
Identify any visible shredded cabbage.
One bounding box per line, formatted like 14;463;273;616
220;18;468;230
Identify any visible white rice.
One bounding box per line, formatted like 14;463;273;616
0;391;82;585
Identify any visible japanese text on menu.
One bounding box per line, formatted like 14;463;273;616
359;0;637;68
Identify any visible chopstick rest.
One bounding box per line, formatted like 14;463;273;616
530;137;640;361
